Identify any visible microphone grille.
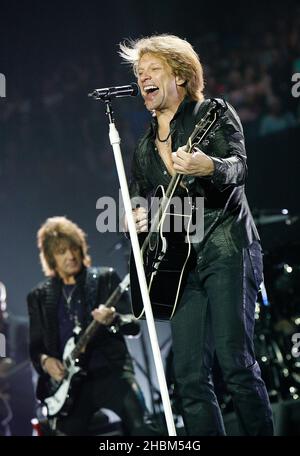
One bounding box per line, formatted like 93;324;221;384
131;83;139;97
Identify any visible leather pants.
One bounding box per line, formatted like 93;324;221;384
56;369;148;436
171;240;274;435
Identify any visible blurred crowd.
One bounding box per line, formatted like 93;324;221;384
1;6;300;188
198;7;300;138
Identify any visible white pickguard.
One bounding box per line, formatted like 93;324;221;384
44;337;81;417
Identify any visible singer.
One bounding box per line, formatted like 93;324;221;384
120;34;274;435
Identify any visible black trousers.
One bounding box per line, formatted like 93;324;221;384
171;240;274;435
56;368;147;436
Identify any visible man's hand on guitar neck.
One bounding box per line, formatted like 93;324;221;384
172;146;215;177
91;305;116;326
41;355;66;382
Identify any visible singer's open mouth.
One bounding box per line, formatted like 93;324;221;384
143;85;159;95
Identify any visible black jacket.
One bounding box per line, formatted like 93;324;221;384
129;97;259;251
27;266;137;377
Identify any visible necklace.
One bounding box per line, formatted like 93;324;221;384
62;285;77;307
62;285;81;328
156;130;172;143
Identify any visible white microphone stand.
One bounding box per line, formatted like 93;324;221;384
99;97;176;436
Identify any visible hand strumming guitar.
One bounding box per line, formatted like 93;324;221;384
41;356;66;382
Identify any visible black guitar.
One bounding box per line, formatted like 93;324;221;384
130;99;227;320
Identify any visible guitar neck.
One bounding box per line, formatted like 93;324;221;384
141;104;220;254
71;275;129;360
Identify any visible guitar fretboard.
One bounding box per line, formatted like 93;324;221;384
71;280;127;360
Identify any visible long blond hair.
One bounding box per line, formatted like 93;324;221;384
119;34;204;101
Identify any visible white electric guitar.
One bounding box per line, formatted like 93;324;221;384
42;274;130;417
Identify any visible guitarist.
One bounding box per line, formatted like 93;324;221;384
27;216;148;435
120;34;274;435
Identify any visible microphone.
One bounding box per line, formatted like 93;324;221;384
88;83;139;100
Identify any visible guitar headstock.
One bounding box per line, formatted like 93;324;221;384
189;98;228;149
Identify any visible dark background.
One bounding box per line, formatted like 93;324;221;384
0;0;300;435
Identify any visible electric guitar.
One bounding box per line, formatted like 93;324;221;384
130;99;227;320
40;274;130;417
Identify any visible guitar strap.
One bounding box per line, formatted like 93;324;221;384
84;266;111;316
84;267;101;317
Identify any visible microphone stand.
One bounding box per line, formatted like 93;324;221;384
139;325;159;417
97;97;176;436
